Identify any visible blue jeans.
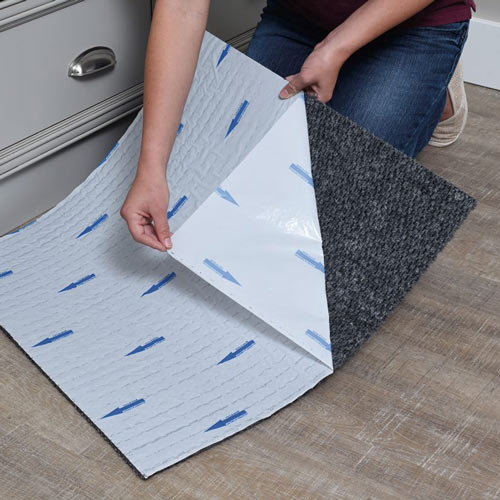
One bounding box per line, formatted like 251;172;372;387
246;1;469;158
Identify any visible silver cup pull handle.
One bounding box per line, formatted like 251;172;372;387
68;46;116;77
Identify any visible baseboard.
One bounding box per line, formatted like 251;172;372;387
462;17;500;90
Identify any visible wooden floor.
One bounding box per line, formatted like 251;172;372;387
1;83;499;500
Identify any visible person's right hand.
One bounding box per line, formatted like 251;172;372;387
120;168;172;252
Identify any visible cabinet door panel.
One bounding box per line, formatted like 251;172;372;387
0;0;151;150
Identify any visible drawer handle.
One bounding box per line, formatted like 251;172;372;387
68;46;116;77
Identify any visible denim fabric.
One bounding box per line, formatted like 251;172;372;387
246;0;470;157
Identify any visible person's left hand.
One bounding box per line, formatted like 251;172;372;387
279;36;350;103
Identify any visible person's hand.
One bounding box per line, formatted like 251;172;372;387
120;168;172;252
279;36;350;103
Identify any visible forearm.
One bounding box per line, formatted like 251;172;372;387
138;0;210;178
325;0;433;61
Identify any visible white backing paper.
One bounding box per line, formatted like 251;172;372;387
0;32;333;478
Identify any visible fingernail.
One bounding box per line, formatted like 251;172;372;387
165;237;172;249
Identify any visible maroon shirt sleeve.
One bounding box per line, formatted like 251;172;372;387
283;0;476;31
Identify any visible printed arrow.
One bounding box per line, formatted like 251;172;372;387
8;219;36;234
177;122;184;136
203;259;241;286
305;329;332;352
77;213;108;238
225;100;249;138
126;336;165;356
101;398;145;419
216;43;230;67
168;195;188;219
217;340;255;365
58;273;96;293
289;163;314;187
295;250;325;273
205;409;247;431
215;186;239;206
97;141;119;168
0;270;13;279
32;329;74;347
141;272;176;297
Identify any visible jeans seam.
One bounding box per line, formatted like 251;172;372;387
400;23;469;156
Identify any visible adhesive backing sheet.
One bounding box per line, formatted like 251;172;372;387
0;32;476;478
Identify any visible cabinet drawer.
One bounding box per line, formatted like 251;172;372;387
0;0;151;150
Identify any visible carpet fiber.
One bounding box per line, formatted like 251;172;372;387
305;95;476;369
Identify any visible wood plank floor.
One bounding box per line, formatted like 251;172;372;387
1;83;499;500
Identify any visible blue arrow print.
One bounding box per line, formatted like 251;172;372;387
0;270;13;279
289;163;314;187
177;122;184;136
305;329;332;352
168;195;188;219
58;273;96;293
97;141;119;168
203;259;241;286
295;250;325;273
225;100;249;138
101;398;145;419
77;213;108;238
126;336;165;356
8;219;36;235
217;340;255;365
205;409;247;431
32;329;74;347
215;186;239;206
216;43;230;67
142;272;176;297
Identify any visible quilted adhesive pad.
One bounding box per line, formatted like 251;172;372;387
0;32;475;478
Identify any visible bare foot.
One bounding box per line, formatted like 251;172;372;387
440;88;454;121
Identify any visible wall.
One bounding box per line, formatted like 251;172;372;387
462;0;500;90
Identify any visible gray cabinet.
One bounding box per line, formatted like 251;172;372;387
0;0;151;153
0;0;152;234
